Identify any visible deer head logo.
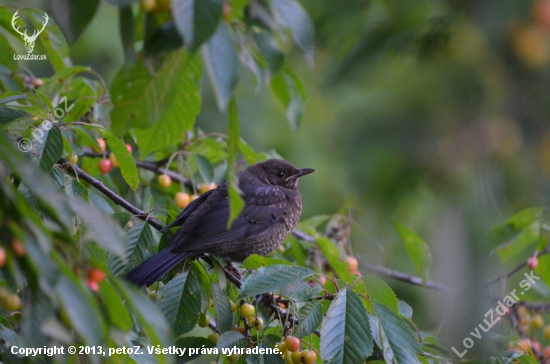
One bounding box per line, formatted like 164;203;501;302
11;11;48;54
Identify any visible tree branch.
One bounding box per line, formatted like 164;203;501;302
362;264;449;292
58;158;164;231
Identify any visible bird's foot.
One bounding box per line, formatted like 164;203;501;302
222;263;242;288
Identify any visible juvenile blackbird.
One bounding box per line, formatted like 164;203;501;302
125;159;314;287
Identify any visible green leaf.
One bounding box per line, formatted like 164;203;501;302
254;30;284;77
176;336;217;363
98;280;133;331
102;0;138;6
372;303;421;364
65;177;89;201
217;331;248;350
72;126;101;150
239;264;315;298
392;220;432;281
119;6;136;68
315;236;352;281
398;300;413;319
295;301;323;338
56;277;105;346
109;221;155;276
270;64;305;130
172;0;223;50
100;129;139;190
321;289;373;364
89;190;115;214
227;98;244;228
0;33;17;71
280;279;321;302
0;107;29;125
202;22;239;111
269;0;314;63
30;124;63;173
157;272;202;335
242;254;294;269
488;207;544;262
40;66;91;99
113;50;201;141
363;275;398;313
118;283;171;363
53;0;100;44
212;282;233;333
196;154;214;183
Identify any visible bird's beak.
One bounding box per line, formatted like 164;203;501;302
289;168;315;180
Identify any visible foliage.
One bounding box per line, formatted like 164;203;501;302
0;0;549;363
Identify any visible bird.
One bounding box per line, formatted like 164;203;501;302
125;159;315;287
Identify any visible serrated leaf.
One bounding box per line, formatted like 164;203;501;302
239;264;315;298
157;272;202;335
363;275;398;313
212;282;233;333
392;220;432;281
111;50;200;136
373;303;421;364
172;0;223;50
295;301;322;338
109;221;155;276
100;129;139;190
65;177;89;200
0;107;29;125
321;289;373;364
217;331;248;350
30;124;63;173
202;22;238;111
279;279;321;302
134;52;201;156
242;254;293;269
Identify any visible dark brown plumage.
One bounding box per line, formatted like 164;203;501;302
125;159;314;287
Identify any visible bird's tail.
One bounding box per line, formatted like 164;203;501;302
124;249;188;288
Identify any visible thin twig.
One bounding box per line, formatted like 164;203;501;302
58;158;164;231
362;264;449;292
485;247;550;286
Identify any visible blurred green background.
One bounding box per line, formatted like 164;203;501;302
5;0;550;352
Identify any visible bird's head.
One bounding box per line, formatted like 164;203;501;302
250;159;315;189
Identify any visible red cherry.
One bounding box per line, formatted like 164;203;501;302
125;143;133;153
528;256;539;270
284;336;300;352
88;280;99;292
87;268;105;283
98;159;112;174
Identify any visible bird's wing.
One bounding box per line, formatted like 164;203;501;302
161;189;215;232
170;185;289;252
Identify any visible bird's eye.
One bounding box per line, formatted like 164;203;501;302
277;171;285;178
